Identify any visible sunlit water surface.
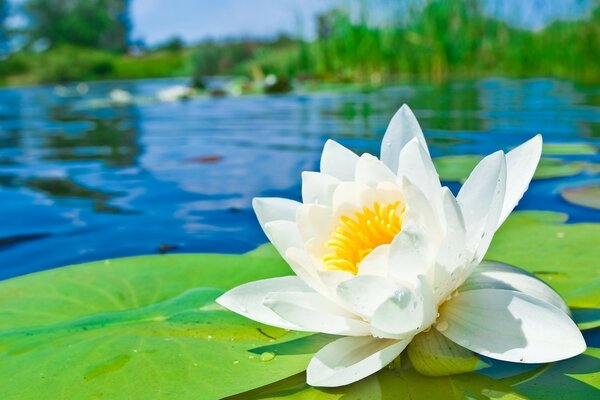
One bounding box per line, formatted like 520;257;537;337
0;78;599;279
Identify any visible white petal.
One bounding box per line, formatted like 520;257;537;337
301;171;340;206
380;104;429;174
253;197;300;229
388;222;432;282
336;274;399;319
331;181;373;216
295;204;333;243
498;135;543;227
264;292;371;336
433;188;468;301
307;336;410;387
216;276;312;330
396;138;443;215
459;261;570;315
320;140;359;181
371;276;438;339
354;153;397;186
285;247;327;293
263;220;304;257
438;288;586;363
457;151;507;263
400;177;443;243
357;244;390;276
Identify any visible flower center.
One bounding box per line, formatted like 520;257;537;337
323;201;404;275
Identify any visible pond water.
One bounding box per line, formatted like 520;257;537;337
0;78;599;279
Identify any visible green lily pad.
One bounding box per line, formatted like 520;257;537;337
227;347;600;399
0;211;598;398
0;250;335;399
561;185;600;210
542;143;597;155
434;156;585;182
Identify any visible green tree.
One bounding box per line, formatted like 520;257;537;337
24;0;130;53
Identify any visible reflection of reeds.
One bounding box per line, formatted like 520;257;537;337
248;0;600;84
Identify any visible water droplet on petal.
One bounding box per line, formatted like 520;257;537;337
260;351;276;362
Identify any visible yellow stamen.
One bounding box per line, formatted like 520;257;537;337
323;201;404;275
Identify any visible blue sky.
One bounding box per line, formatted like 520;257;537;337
130;0;597;44
8;0;597;46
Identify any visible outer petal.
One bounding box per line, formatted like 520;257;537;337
498;135;543;227
396;138;443;216
264;292;371;336
320;140;359;181
354;153;397;186
437;288;586;363
307;336;410;387
458;261;570;315
253;197;300;229
380;104;429;174
457;151;507;263
301;171;340;206
216;276;312;330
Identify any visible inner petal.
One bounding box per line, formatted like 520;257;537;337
323;201;404;274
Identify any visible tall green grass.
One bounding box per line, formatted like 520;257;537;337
244;0;600;84
1;0;598;86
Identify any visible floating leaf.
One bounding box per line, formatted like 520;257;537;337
542;143;597;155
0;250;335;399
228;346;600;399
434;156;585;182
1;211;598;398
561;185;600;210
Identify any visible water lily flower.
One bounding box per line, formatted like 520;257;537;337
217;105;586;387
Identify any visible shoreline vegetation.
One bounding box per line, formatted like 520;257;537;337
1;1;599;90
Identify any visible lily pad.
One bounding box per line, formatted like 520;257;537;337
0;250;335;399
542;143;597;155
561;184;600;210
227;346;600;399
434;156;585;182
0;211;598;398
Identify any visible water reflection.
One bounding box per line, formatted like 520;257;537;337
0;78;598;278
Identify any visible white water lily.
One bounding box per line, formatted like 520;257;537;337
217;105;586;387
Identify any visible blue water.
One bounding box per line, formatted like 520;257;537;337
0;78;599;279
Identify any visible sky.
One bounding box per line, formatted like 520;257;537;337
8;0;597;46
131;0;596;44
